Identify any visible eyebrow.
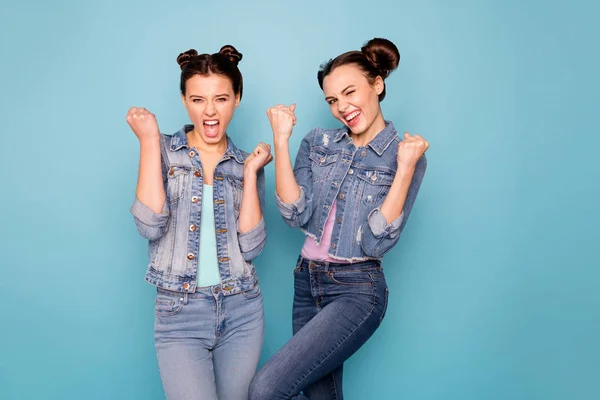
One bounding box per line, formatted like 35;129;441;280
324;85;356;101
189;93;231;98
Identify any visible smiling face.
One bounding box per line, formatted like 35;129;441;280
181;73;240;145
323;64;385;140
322;64;386;142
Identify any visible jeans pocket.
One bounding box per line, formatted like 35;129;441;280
155;293;184;317
242;284;261;299
326;270;373;286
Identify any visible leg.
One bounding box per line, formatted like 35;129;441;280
303;365;343;400
154;288;219;400
249;264;387;400
291;269;343;400
213;284;265;400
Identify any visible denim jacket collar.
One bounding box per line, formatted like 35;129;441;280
333;120;398;156
169;125;246;164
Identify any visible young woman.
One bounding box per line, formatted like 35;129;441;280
249;38;429;399
127;45;271;400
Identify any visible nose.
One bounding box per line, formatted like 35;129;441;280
337;100;349;114
205;101;217;117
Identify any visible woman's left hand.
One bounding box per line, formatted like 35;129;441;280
244;142;273;174
397;132;429;168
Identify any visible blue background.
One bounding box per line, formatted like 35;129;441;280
1;0;598;399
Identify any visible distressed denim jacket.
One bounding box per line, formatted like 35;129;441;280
131;125;266;295
276;121;426;261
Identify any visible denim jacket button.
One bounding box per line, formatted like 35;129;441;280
348;169;354;175
189;224;197;232
191;196;199;203
189;151;195;158
361;150;367;156
371;174;378;181
194;171;201;177
187;253;195;260
168;167;174;176
339;193;345;200
183;282;190;290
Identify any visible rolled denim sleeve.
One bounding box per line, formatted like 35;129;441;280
238;167;267;261
275;132;315;228
131;196;170;240
361;154;427;258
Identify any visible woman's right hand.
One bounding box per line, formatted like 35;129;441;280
126;107;160;142
266;104;296;143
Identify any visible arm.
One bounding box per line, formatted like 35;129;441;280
237;143;272;261
361;132;430;257
361;156;427;257
127;107;170;241
267;104;315;227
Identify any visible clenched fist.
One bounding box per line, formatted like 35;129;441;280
126;107;160;141
398;132;429;168
267;104;297;142
245;142;273;174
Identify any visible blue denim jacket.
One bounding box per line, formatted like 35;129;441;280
131;125;266;295
276;121;426;261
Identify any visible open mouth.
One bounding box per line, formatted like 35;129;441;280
344;110;361;127
203;120;220;138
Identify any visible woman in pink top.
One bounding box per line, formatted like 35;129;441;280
249;38;429;399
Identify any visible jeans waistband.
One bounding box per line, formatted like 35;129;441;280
296;255;381;272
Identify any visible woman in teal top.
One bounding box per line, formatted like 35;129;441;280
128;45;271;400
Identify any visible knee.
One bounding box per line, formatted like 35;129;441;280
248;369;278;400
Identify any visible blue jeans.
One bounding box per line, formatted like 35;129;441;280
249;257;388;399
154;283;264;400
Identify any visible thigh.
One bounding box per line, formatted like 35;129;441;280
154;289;219;400
213;285;265;400
250;286;383;399
156;342;218;400
292;267;318;335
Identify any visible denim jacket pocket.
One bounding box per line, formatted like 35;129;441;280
357;168;395;205
166;166;189;204
309;147;339;183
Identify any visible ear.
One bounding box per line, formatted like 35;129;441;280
235;94;241;108
374;76;384;96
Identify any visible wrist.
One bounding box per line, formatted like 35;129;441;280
243;168;259;179
139;135;161;147
395;163;416;179
274;138;290;151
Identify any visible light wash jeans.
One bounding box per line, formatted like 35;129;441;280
154;283;264;399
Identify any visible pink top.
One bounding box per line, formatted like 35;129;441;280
301;201;346;262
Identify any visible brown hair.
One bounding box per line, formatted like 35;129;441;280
317;38;400;101
177;45;244;99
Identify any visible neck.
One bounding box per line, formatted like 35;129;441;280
187;129;228;155
351;113;386;147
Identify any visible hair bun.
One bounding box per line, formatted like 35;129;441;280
176;49;199;70
219;45;243;66
361;38;400;79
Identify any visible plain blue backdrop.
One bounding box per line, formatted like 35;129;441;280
1;0;598;399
